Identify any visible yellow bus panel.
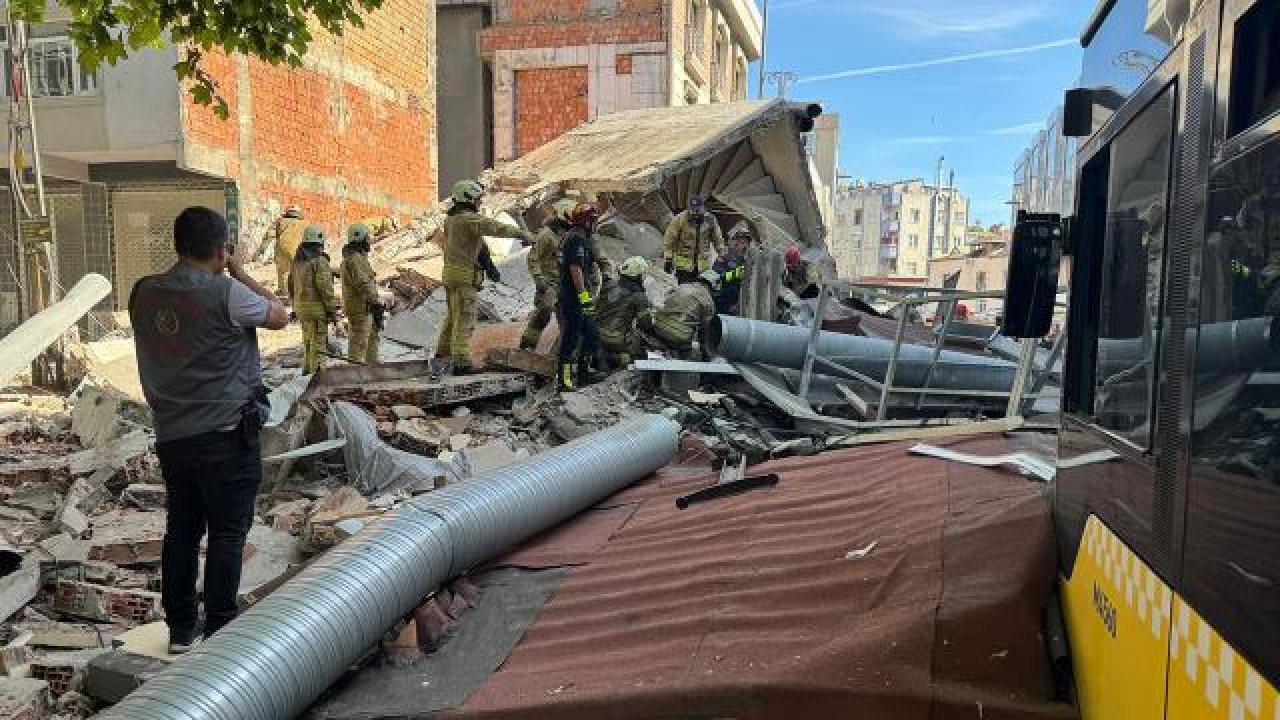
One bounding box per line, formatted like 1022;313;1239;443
1061;516;1171;720
1166;597;1280;720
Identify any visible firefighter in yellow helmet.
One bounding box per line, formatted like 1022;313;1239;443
270;205;307;299
341;222;381;365
635;269;719;361
520;198;576;351
594;256;651;371
360;216;400;240
438;179;533;374
662;195;725;283
290;224;338;374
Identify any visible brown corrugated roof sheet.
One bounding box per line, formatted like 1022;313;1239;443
446;436;1074;720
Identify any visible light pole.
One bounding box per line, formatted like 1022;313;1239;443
757;0;769;98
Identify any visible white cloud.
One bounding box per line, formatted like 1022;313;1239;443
799;37;1076;84
861;0;1050;38
991;122;1044;135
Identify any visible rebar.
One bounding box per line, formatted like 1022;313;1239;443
103;413;680;720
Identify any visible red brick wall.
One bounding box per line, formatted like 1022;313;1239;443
179;0;435;251
515;66;589;156
481;0;664;52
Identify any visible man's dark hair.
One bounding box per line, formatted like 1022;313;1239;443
173;206;229;260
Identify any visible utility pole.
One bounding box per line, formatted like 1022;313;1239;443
941;168;955;253
926;155;943;260
757;0;769;99
764;70;797;99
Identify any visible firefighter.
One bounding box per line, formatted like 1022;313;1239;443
713;224;755;315
520;198;576;351
635;270;719;361
595;256;651;371
557;203;605;391
290;225;338;375
662;195;725;283
438;179;532;374
341;222;382;365
270;206;307;299
361;216;399;240
783;245;822;299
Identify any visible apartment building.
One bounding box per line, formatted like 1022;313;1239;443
436;0;762;195
830;180;970;281
1;1;437;330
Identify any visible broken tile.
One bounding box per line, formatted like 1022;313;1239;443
30;649;107;698
83;649;169;705
390;404;425;420
0;677;51;719
0;554;41;624
50;581;161;625
16;623;106;651
118;484;165;510
88;511;164;566
265;499;312;535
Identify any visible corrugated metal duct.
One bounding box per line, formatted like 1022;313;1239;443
102;413;681;720
711;315;1018;393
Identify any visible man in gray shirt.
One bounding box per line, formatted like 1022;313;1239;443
130;207;288;653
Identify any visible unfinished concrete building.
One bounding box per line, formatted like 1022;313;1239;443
0;0;437;335
435;0;762;195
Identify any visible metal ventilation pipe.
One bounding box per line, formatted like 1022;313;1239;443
1098;316;1280;375
710;315;1018;392
103;413;680;720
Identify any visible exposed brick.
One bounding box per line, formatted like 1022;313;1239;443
515;66;589;156
51;581;161;626
181;0;436;244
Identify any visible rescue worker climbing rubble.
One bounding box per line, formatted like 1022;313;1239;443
595;255;651;371
291;224;338;375
341;222;382;365
662;195;725;283
270;205;307;299
713;223;756;315
635;270;719;361
438;179;533;374
520;198;576;351
557;202;605;391
783;244;822;299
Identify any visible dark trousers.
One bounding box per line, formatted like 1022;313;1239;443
156;424;261;638
557;299;599;367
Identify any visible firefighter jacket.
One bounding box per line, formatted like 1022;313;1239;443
663;210;725;274
442;210;527;288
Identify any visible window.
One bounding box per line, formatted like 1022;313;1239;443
909;208;921;224
908;234;919;249
853;209;863;225
954;211;965;224
975;271;987;291
20;36;97;97
1091;85;1176;448
907;261;918;275
686;0;706;58
1180;130;1280;685
1228;0;1280;135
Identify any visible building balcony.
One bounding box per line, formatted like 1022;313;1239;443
713;0;763;60
880;245;898;259
881;219;900;233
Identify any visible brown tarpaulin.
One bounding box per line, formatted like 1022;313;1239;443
449;436;1076;720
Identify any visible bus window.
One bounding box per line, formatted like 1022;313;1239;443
1092;86;1176;448
1228;0;1280;136
1182;134;1280;684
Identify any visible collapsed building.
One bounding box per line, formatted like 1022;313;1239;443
0;100;1071;720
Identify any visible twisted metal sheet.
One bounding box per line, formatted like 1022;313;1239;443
103;413;680;720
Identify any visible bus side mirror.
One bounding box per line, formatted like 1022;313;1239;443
1001;211;1064;339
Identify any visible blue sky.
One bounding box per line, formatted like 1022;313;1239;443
752;0;1089;225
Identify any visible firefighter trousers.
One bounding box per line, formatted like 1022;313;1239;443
347;313;378;365
438;284;478;369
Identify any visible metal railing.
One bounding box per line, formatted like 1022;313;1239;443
798;284;1067;421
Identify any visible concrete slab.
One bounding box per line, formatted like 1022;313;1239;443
0;274;111;389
